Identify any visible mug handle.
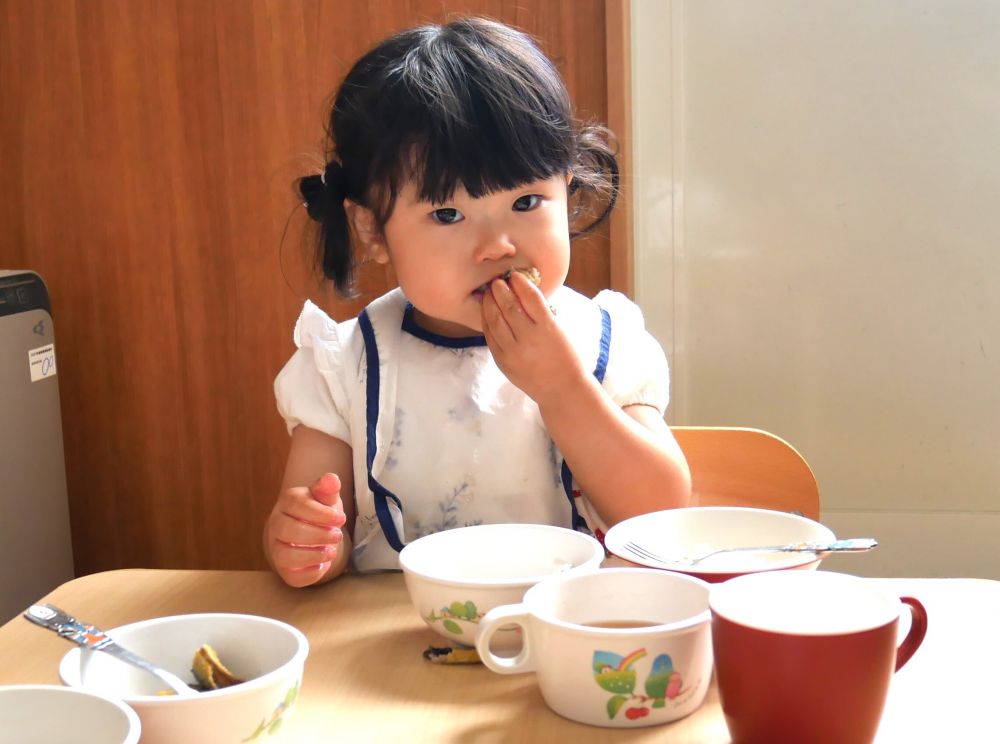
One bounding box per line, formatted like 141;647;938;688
894;596;928;671
475;604;534;674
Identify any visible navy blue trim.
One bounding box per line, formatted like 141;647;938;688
561;306;612;532
561;460;583;530
401;303;487;348
358;309;405;552
594;307;611;384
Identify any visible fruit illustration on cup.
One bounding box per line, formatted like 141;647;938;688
593;649;685;720
625;706;651;720
666;671;683;700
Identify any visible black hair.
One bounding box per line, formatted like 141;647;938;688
298;16;619;296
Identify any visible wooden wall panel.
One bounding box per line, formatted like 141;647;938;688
0;0;612;573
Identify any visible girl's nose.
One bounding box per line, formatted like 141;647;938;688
473;230;517;262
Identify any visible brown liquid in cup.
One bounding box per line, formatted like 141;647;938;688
580;619;661;629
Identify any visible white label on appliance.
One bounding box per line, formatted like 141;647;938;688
29;343;57;382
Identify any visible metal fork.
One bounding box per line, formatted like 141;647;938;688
622;538;878;566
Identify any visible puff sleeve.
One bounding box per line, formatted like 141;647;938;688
594;290;671;415
273;301;352;442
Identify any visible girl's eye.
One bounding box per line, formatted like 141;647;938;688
513;194;542;212
430;207;464;225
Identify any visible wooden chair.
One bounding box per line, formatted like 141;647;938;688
672;427;820;521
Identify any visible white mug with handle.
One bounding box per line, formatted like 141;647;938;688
475;567;713;728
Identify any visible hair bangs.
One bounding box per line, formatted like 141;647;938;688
366;21;575;212
411;112;572;205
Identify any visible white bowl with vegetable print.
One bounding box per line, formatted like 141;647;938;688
58;613;308;744
399;523;605;649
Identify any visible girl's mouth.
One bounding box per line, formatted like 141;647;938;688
471;275;504;300
471;267;541;299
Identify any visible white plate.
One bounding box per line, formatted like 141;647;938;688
603;507;836;575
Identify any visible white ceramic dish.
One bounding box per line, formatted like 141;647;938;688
604;507;837;582
399;523;605;647
0;684;140;744
59;613;307;744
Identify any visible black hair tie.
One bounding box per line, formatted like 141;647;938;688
299;160;347;222
322;160;346;195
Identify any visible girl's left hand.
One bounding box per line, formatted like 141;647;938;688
481;272;590;406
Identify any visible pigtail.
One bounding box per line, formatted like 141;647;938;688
297;161;355;296
568;124;620;238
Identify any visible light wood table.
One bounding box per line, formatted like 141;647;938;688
1;570;996;742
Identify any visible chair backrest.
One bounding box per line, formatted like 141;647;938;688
672;427;820;520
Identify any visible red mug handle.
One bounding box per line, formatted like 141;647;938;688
895;596;928;671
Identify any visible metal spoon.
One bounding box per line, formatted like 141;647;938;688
24;604;197;697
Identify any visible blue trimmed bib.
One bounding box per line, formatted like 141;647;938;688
355;302;611;557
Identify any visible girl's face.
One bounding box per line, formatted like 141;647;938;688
362;174;572;337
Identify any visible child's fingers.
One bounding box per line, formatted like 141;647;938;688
269;476;345;588
270;522;341;580
489;277;530;327
481;286;515;350
275;542;338;567
504;270;549;321
273;513;343;547
280;486;345;528
309;472;341;506
281;566;331;588
275;548;335;588
486;277;537;344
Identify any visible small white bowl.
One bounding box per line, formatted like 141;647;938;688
399;523;605;647
605;507;837;583
59;613;308;744
0;684;140;744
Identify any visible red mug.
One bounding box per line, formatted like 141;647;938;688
709;571;927;744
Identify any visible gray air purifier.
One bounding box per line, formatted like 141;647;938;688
0;270;75;622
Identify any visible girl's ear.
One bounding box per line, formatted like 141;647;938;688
344;199;389;264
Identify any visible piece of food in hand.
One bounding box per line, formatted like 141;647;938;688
502;266;541;286
191;644;246;690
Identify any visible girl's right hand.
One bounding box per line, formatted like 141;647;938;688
482;273;590;407
266;472;347;587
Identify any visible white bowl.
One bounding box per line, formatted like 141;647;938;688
605;507;837;583
399;524;605;647
0;684;140;744
59;613;308;744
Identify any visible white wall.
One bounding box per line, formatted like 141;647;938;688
632;0;1000;579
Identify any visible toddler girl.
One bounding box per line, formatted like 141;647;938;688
265;17;691;587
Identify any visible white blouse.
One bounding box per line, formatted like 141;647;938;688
274;286;670;572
